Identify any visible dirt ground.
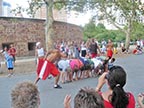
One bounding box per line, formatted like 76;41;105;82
0;60;36;76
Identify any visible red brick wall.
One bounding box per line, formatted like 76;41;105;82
0;17;83;56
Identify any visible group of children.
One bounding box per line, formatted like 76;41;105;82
57;54;115;84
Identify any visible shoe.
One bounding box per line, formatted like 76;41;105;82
48;76;52;79
7;74;11;77
54;84;62;89
7;73;13;77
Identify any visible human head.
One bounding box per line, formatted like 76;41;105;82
11;81;40;108
4;46;8;51
106;66;126;89
74;88;104;108
108;39;112;43
110;58;115;63
106;66;129;108
91;38;95;43
36;42;41;48
10;44;14;48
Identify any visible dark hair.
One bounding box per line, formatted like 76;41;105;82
111;58;115;62
107;66;129;108
74;88;104;108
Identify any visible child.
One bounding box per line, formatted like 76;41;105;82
1;47;14;77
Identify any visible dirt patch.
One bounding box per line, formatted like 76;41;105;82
0;60;36;76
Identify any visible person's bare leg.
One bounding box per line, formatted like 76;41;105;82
61;72;65;83
55;72;60;85
54;73;62;88
34;76;40;84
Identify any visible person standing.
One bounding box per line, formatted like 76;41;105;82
80;41;87;57
101;39;107;54
1;47;14;77
8;44;16;65
106;39;113;59
89;38;101;58
35;42;45;64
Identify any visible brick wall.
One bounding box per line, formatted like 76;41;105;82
0;17;83;56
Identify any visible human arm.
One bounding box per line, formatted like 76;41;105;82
137;93;144;108
95;72;107;92
97;45;102;54
64;95;72;108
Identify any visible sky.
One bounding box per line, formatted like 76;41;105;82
4;0;144;26
4;0;91;26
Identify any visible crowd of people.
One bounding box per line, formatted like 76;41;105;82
34;38;115;88
11;66;144;108
0;38;144;108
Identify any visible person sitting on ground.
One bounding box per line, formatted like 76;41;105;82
11;81;40;108
133;45;143;55
34;49;67;88
95;66;135;108
64;88;104;108
137;93;144;108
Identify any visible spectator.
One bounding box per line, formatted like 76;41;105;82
95;66;135;108
106;39;113;59
11;81;40;108
137;93;144;108
80;41;87;57
0;47;14;77
101;39;107;54
89;38;101;58
8;44;16;65
64;88;104;108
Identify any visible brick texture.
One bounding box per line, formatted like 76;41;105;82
0;17;83;56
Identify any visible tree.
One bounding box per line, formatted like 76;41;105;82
83;20;125;42
12;0;144;51
12;0;91;51
88;0;144;50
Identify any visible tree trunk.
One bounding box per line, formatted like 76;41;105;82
125;31;130;51
125;22;132;51
45;0;54;51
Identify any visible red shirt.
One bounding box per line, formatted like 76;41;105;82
102;92;135;108
8;48;16;57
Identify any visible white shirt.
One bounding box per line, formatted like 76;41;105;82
37;48;45;57
58;60;70;72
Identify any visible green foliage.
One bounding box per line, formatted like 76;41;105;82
131;22;144;40
83;21;126;42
